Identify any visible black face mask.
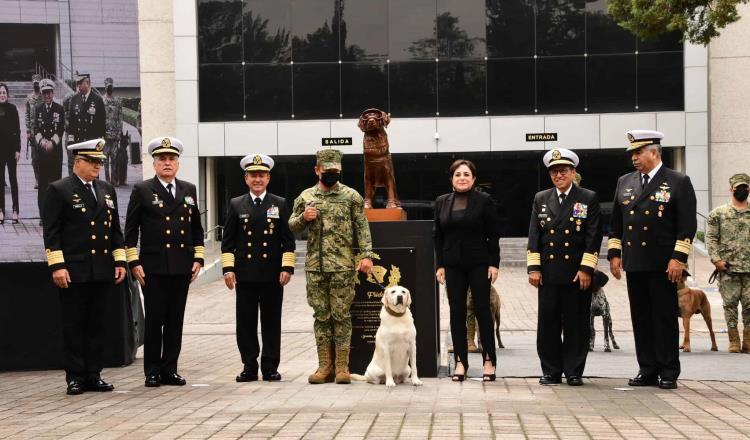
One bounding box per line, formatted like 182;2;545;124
33;85;40;93
106;86;113;94
734;186;749;202
320;172;340;187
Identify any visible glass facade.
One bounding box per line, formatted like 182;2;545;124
214;149;674;237
197;0;684;122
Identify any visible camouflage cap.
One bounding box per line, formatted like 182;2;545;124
31;74;42;83
729;173;750;188
574;172;582;186
104;77;114;87
316;149;343;171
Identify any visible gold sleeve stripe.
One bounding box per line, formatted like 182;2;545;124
674;239;692;255
46;249;65;266
194;246;205;259
608;238;622;251
580;252;598;269
527;250;541;266
126;247;139;262
630;140;655;149
221;252;235;268
281;252;296;267
112;248;126;262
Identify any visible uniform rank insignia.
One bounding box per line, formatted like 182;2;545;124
106;199;115;209
53;113;60;123
266;206;280;219
73;203;85;209
239;213;250;219
654;189;671;203
152;193;162;205
572;203;588;219
184;196;195;206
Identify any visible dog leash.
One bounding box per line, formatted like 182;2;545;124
709;263;731;284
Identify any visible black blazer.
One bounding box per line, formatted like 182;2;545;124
527;185;603;285
221;193;296;283
607;166;697;272
124;177;205;275
433;189;500;268
42;176;126;282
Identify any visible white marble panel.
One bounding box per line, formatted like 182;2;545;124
330;119;365;155
543;114;599;150
226;122;278;156
277;120;331;155
173;0;197;36
176;123;198;156
174;36;198;81
436;118;490;152
685;112;708;146
175;80;198;125
599;113;656;149
490;116;545;151
384;118;437;153
198;123;225;156
656;112;686;146
685;145;708;191
684;67;708;113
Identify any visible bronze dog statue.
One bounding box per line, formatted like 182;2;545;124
358;108;400;209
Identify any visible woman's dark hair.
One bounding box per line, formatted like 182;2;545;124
449;159;477;178
0;83;8;95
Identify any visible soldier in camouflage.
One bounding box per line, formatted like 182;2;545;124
25;74;43;187
705;173;750;353
289;149;375;384
102;78;123;185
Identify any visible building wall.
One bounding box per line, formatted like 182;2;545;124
709;3;750;210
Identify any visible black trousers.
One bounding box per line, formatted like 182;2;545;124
0;155;19;213
37;153;61;220
626;271;681;381
142;274;190;376
537;282;592;379
445;264;496;368
58;281;111;383
236;281;283;374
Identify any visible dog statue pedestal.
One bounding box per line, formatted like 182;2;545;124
365;207;407;222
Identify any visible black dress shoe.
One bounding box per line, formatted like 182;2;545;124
236;371;259;382
628;373;658;387
263;371;282;381
145;374;161;387
658;379;678;389
539;375;562;385
161;372;187;386
85;378;114;392
66;380;84;395
566;376;583;386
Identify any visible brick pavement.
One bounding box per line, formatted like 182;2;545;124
1;251;749;439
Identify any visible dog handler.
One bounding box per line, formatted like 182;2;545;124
705;173;750;353
607;130;697;390
527;148;602;386
289;149;375;384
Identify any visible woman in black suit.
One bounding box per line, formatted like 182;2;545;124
0;83;21;224
434;159;500;381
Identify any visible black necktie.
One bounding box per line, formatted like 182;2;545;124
84;183;96;202
165;183;175;203
642;174;650;189
255;197;262;207
559;192;566;205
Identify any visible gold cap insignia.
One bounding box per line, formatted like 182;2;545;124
96;140;105;151
161;138;172;149
253;155;262;165
551;150;561;160
627;133;635;143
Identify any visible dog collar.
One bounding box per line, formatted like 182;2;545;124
384;306;406;317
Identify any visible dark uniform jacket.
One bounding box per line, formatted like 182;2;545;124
433;190;501;268
124;177;205;275
33;101;65;156
42;176;126;282
67;92;105;143
221;193;295;283
607;166;697;272
527;185;603;285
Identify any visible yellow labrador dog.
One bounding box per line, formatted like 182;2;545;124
351;286;423;387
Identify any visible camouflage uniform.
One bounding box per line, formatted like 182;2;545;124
706;174;750;341
288;149;375;383
25;74;43;185
103;78;123;184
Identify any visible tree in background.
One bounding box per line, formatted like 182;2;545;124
608;0;749;45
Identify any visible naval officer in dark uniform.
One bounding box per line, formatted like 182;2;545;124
125;137;205;387
608;130;697;390
527;148;602;386
221;154;295;382
66;73;105;176
34;79;65;222
42;138;127;395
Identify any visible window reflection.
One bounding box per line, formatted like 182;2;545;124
243;0;291;63
341;63;388;118
339;0;388;61
537;56;585;113
293;63;340;119
437;0;486;59
487;58;534;115
291;0;338;62
197;0;242;63
638;53;683;111
389;0;436;61
485;0;534;57
638;31;683;52
536;0;585;56
586;0;635;54
389;61;437;117
199;64;244;122
587;54;636;112
438;61;485;116
245;64;292;120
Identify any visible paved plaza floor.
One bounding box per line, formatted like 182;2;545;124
1;249;748;439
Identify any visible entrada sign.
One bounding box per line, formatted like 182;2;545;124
526;133;558;142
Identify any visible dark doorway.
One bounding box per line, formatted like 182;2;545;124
0;24;57;81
